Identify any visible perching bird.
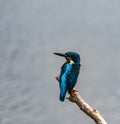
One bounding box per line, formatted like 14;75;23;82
54;52;81;101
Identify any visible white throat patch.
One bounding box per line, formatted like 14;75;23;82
70;60;75;64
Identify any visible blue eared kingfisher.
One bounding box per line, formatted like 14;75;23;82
54;52;81;102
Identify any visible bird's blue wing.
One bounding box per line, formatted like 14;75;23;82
59;63;72;101
59;63;80;101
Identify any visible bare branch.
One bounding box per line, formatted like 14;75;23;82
68;91;107;124
55;77;107;124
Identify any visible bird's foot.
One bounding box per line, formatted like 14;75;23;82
71;88;78;92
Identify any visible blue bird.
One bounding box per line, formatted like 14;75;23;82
54;52;81;102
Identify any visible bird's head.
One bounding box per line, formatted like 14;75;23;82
54;51;80;64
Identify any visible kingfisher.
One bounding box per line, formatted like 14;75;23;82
54;52;81;102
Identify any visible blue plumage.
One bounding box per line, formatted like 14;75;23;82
54;52;81;101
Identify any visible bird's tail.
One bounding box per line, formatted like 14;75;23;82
59;90;67;102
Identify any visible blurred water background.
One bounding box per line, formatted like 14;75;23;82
0;0;120;124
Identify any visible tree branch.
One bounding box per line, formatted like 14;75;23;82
68;91;107;124
55;77;107;124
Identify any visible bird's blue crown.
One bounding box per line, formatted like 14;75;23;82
65;52;80;64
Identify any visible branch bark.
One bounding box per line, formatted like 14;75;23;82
55;77;107;124
68;91;107;124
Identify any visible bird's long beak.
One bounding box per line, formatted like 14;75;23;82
54;52;66;57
